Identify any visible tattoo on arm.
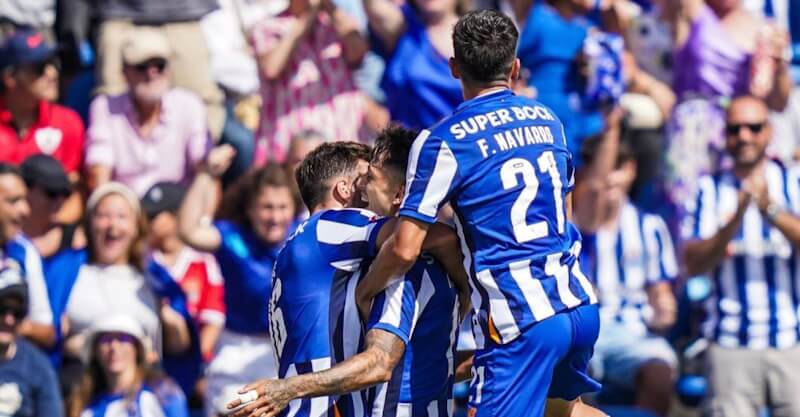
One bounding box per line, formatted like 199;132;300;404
289;329;406;399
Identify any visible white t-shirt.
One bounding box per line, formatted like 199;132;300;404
65;264;160;351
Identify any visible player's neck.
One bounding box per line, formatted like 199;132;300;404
311;200;346;215
462;83;511;101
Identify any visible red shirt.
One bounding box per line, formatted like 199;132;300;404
0;99;85;173
157;247;226;328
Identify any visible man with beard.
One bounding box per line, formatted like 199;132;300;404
85;27;211;197
683;95;800;417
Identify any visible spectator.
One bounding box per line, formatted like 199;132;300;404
284;129;326;219
92;0;225;140
61;182;191;364
250;0;368;163
0;263;63;417
143;182;224;364
574;114;678;417
768;86;800;165
66;315;188;417
0;2;55;37
673;0;792;110
683;95;800;417
362;0;466;130
178;148;295;416
0;30;85;179
85;28;212;197
19;155;78;258
0;163;55;349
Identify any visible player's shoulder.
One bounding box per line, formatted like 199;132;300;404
317;208;382;227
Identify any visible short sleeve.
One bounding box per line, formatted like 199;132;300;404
84;95;115;167
198;255;225;326
182;92;211;170
399;130;460;224
366;278;415;345
20;239;53;325
681;175;717;241
643;214;679;284
316;211;390;270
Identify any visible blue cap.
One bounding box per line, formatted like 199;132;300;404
0;30;56;71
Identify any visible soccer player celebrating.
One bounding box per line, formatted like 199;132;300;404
357;10;601;417
228;139;468;417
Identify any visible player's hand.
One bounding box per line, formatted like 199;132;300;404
204;144;237;178
227;379;295;417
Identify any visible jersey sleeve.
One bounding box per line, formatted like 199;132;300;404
19;239;53;325
681;175;716;241
643;215;679;285
317;211;390;270
198;255;226;327
366;277;415;345
399;130;461;224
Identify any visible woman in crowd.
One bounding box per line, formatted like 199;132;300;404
178;146;296;416
250;0;368;163
67;315;188;417
362;0;468;129
59;183;192;379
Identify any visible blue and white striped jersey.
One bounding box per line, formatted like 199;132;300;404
580;201;678;336
399;89;596;348
366;255;459;417
683;159;800;349
271;208;388;417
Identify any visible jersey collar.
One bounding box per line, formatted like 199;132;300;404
454;88;514;115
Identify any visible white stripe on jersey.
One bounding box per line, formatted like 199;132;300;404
343;271;362;359
509;259;555;321
316;219;377;245
418;140;458;218
397;404;412;417
476;269;520;342
410;270;436;335
569;242;598;304
453;215;486;348
546;253;582;308
426;401;439;417
379;279;407;328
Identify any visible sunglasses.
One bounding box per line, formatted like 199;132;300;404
132;58;167;74
96;333;137;345
725;121;766;136
0;305;26;321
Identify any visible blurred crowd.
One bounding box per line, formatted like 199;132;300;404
0;0;798;416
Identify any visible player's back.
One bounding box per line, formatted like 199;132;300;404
400;89;597;347
367;256;459;416
270;208;386;417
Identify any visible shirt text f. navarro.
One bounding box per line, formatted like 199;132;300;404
448;105;558;159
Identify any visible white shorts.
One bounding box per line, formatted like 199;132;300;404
205;329;277;416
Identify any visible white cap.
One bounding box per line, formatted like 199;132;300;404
121;27;172;65
86;181;141;217
82;314;151;363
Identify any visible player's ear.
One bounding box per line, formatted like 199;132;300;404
509;58;521;83
449;58;461;80
333;179;351;204
392;182;406;206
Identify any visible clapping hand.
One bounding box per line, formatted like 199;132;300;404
204;144;237;178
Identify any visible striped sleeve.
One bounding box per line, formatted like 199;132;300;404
643;214;679;284
366;278;415;345
317;211;389;271
399;130;460;224
681;175;717;241
16;238;53;325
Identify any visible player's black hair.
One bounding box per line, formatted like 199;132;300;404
295;141;371;211
580;125;637;168
452;9;519;85
370;124;419;183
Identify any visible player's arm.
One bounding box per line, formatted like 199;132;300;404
423;222;472;319
683;190;749;275
178;145;235;253
356;216;429;317
227;329;405;417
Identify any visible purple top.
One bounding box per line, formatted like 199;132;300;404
673;4;751;100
